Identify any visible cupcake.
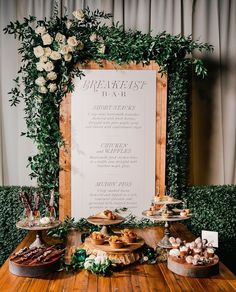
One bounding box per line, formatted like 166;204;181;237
179;246;188;258
185;255;193;264
169;249;180;257
180;210;187;217
206;247;215;258
190;241;197;250
193;254;201;261
184;208;190;215
169;237;176;245
195;237;202;244
146;209;154;216
172;242;180;249
167;196;174;202
193;248;202;256
154;196;161;203
162;211;169;219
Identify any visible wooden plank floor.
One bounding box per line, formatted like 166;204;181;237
0;223;235;292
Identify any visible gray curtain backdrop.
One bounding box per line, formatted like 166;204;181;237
0;0;235;185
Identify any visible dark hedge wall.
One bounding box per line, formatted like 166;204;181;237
0;186;38;266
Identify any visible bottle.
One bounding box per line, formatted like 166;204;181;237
33;192;41;225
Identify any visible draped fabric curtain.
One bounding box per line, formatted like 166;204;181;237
0;0;235;185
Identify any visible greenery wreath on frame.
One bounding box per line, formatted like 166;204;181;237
4;7;213;203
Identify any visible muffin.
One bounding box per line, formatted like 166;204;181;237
91;232;105;245
109;236;124;249
179;246;188;258
206;247;215;258
121;229;137;243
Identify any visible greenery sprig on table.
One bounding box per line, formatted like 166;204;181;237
4;7;213;202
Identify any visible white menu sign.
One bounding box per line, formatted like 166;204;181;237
71;70;156;218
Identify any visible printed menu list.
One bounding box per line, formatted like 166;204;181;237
71;70;156;218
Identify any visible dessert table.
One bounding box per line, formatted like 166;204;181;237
0;223;235;292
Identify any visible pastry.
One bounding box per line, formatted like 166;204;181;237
91;232;105;245
95;210;117;220
109;236;124;249
180;210;187;217
121;229;137;243
146;209;154;216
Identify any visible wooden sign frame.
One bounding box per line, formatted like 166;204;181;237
59;60;167;219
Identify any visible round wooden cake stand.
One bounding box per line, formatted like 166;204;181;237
9;256;61;278
142;211;191;249
167;255;219;278
84;237;145;265
16;220;61;248
87;215;124;236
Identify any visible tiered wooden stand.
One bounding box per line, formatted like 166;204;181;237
84;236;145;266
9;220;62;277
16;220;61;248
142;199;191;248
87;215;124;236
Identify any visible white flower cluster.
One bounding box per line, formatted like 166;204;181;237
84;252;110;270
33;19;84;94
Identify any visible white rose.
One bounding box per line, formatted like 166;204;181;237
47;71;57;81
35;26;46;35
38;86;48;94
44;47;52;57
48;83;57;93
84;261;92;270
67;36;78;47
55;32;66;43
94;256;102;265
35;76;46;86
77;40;84;50
65;20;72;29
64;53;72;62
72;9;84;21
33;46;44;58
89;33;97;42
50;51;61;60
98;44;106;54
42;33;53;45
43;61;54;72
40;56;48;63
60;45;72;55
36;62;44;71
88;254;96;260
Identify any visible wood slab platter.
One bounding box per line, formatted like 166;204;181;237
9;256;61;277
84;237;145;253
167;255;219;278
87;215;124;226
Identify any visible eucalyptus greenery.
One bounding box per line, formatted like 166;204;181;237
4;7;213;201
